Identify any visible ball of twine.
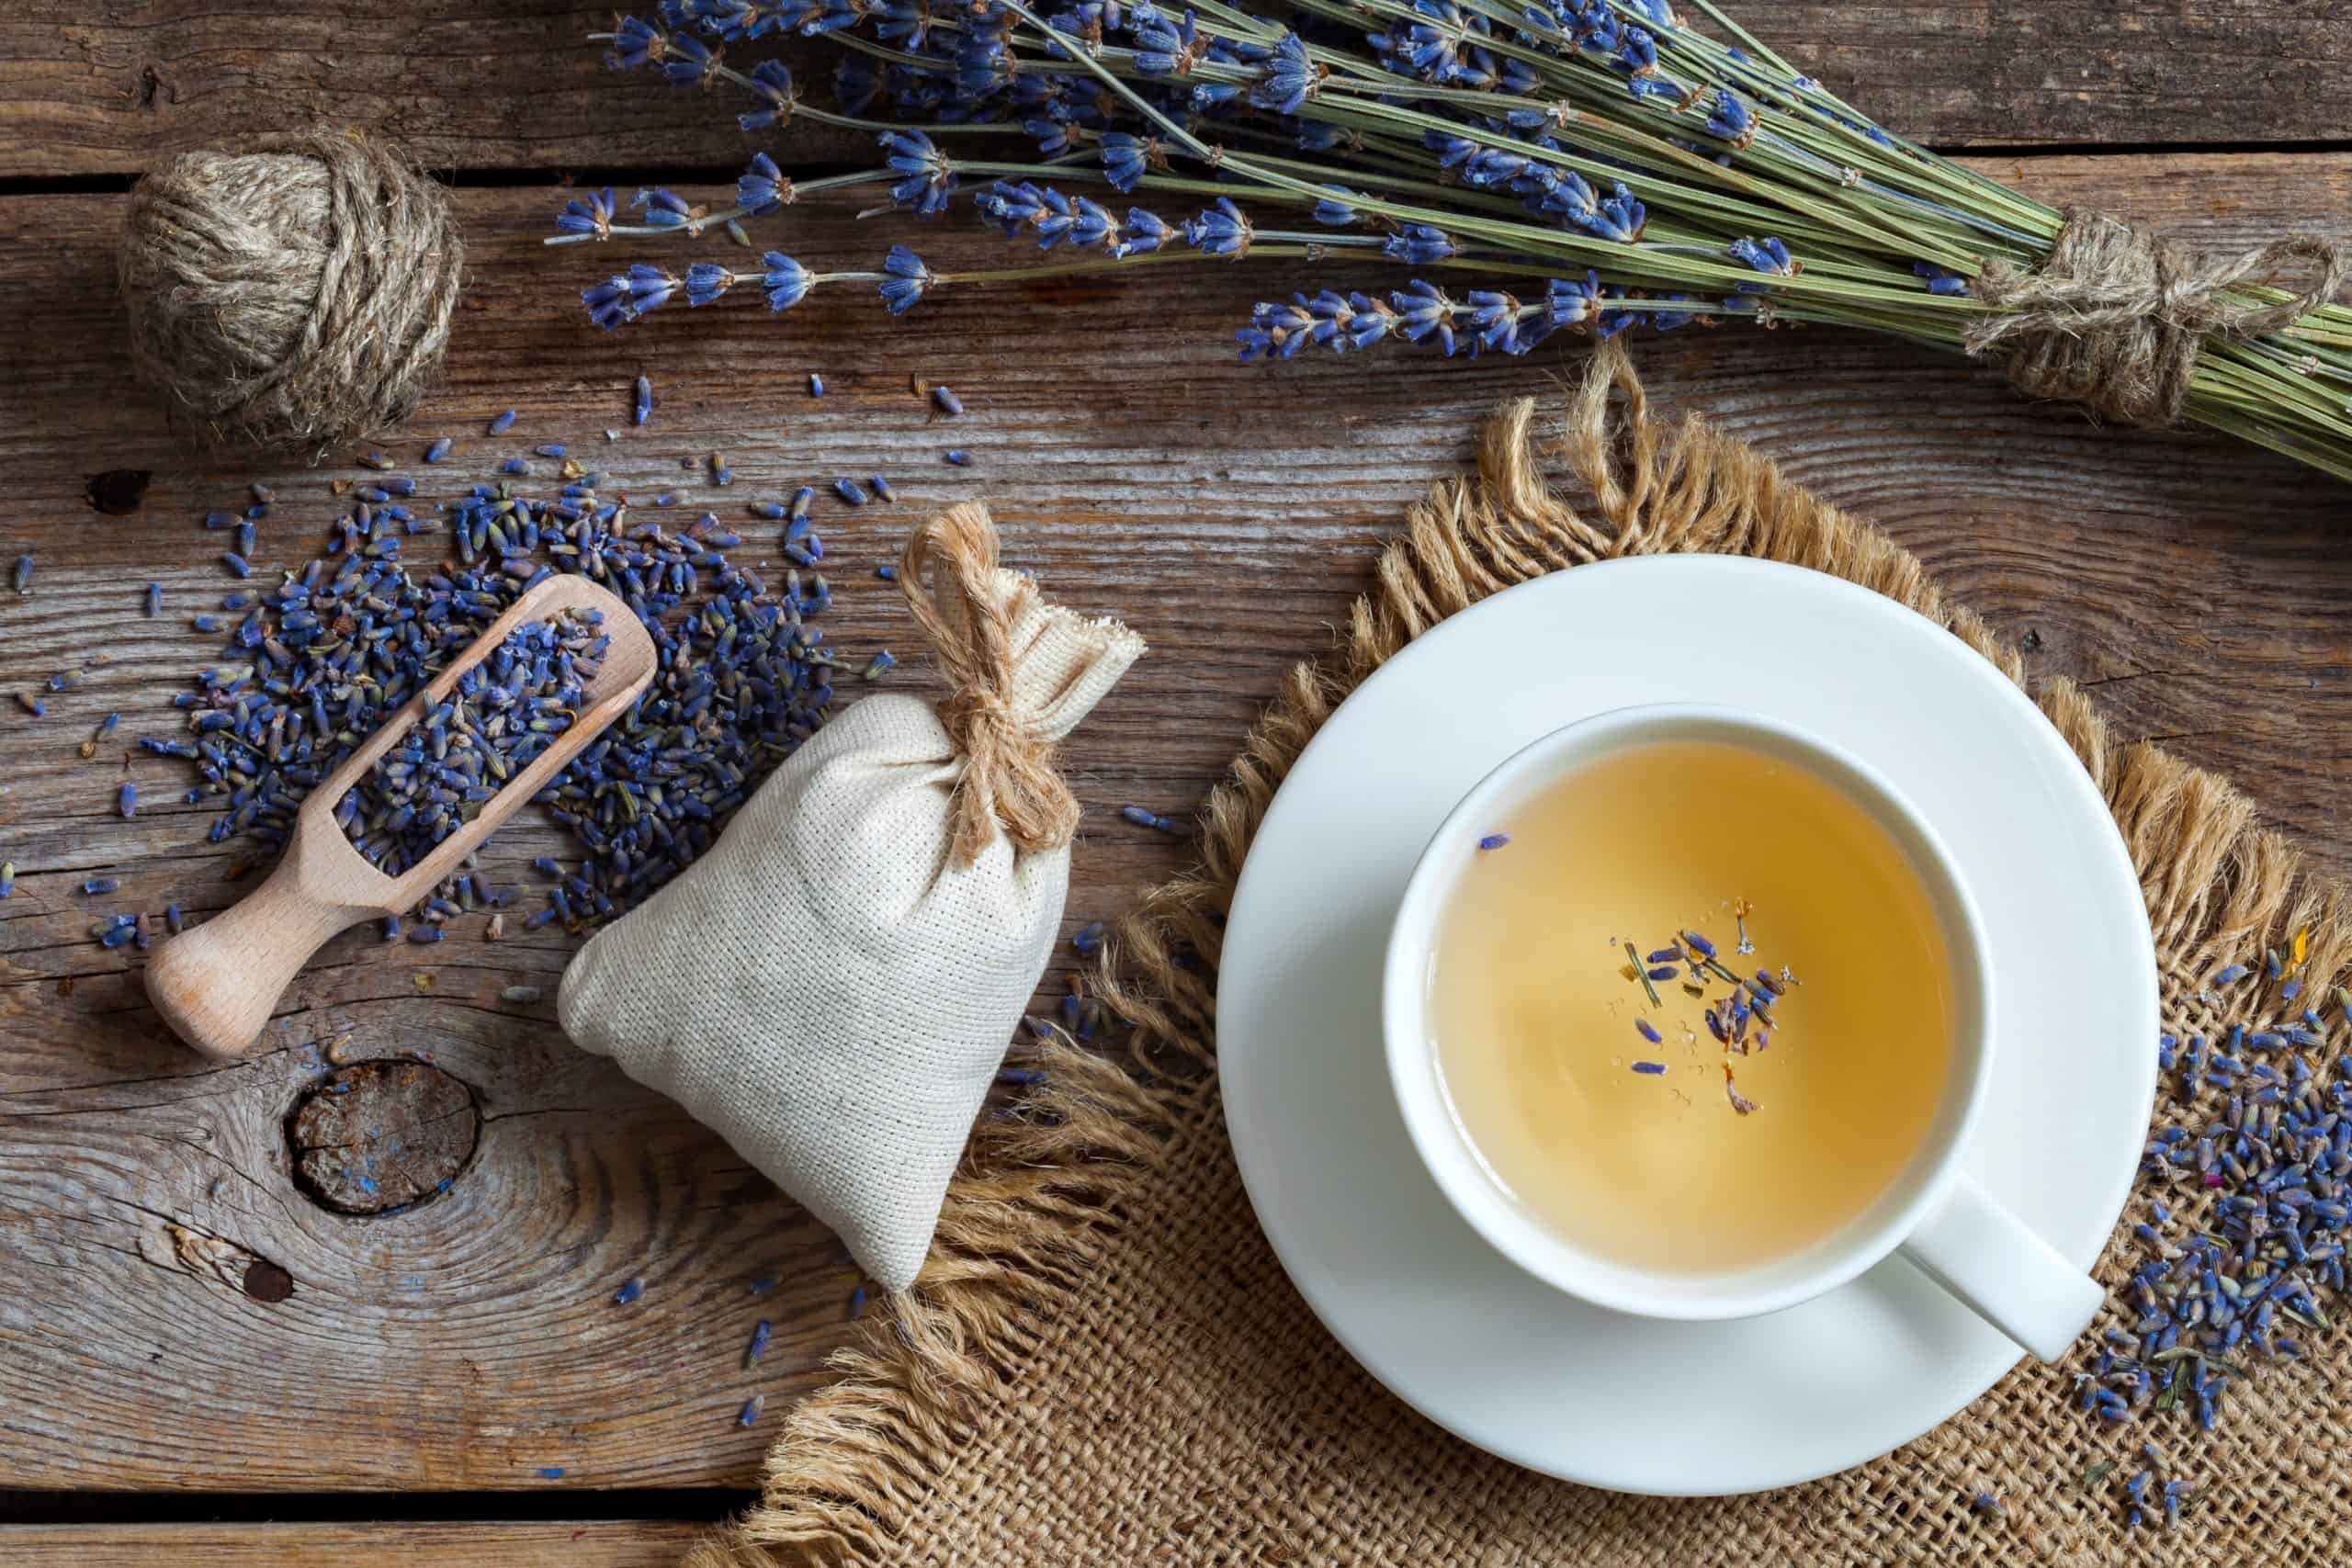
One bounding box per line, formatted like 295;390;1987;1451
118;129;463;457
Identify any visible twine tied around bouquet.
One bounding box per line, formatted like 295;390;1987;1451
1964;207;2346;428
899;502;1081;866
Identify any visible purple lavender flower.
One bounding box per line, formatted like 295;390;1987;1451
882;129;956;218
685;263;738;306
604;14;666;71
1312;187;1366;226
1544;271;1600;330
1250;32;1319;113
1383;223;1459;264
1133;6;1200;75
873;0;937;47
556;186;616;241
1914;262;1970;297
761;253;811;310
633;186;699;232
738;152;790;216
1728;236;1795;276
1390;280;1460;355
1184;197;1253;258
1706;88;1758;148
1464;289;1537;354
1238;298;1315;362
738;59;798;130
1115;207;1172;257
878;245;935;314
1101;131;1150;192
1586;182;1647;243
582;264;681;330
662;29;716;85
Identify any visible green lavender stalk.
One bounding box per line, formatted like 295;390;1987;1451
562;0;2352;479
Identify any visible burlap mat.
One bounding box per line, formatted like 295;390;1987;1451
697;344;2352;1567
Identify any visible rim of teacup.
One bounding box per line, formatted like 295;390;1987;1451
1380;701;1996;1322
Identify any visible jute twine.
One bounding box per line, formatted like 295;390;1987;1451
118;129;462;457
696;343;2352;1568
1968;206;2346;428
899;502;1082;866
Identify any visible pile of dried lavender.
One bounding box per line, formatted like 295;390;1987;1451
2070;933;2351;1529
337;608;608;877
133;407;854;941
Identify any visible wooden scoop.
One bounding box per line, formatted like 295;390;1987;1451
145;574;657;1061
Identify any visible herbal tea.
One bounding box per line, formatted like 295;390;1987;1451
1427;738;1958;1275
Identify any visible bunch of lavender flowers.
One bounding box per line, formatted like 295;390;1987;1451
560;0;2352;479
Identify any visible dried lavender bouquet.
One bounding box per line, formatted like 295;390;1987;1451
559;0;2352;479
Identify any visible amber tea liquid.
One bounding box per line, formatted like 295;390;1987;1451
1426;738;1959;1274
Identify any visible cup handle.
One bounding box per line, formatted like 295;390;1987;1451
1895;1169;2103;1363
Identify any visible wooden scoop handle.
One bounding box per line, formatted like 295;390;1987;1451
144;842;370;1062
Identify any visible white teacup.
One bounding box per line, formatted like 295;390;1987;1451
1382;704;2103;1363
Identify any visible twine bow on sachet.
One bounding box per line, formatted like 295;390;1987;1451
1965;206;2347;428
898;501;1083;866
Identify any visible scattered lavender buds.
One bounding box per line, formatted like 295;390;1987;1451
1121;805;1184;835
144;582;162;617
0;863;14;898
502;985;543;1003
1477;833;1510;852
425;436;454;464
334;611;605;878
743;1318;773;1367
2091;936;2352;1445
488;410;517;435
808;372;825;397
861;651;896;682
614;1277;644;1305
738;1394;764;1427
82;877;119;895
932;385;963;416
10;555;29;594
153;446;843;937
832;478;868;507
868;474;896;503
944;450;971;467
633;375;653;426
1071;920;1105;956
1631;1061;1667;1075
119;783;137;819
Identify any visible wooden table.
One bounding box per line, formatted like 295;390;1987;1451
2;3;2346;1560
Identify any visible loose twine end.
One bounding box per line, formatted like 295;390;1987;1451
1964;206;2346;429
898;502;1080;866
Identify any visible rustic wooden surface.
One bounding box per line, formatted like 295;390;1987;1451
3;1;2346;176
2;0;2350;1553
0;1521;701;1563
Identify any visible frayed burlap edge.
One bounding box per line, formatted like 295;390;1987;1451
691;341;2346;1567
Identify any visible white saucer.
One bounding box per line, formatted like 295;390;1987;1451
1216;555;2156;1495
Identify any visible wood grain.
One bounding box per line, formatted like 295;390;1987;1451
2;151;2350;1494
0;1520;701;1564
3;1;2346;177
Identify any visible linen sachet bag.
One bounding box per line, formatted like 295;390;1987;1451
560;502;1144;1290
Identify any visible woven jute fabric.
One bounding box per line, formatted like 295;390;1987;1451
696;344;2352;1568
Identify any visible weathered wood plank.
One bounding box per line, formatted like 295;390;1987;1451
1;150;2349;1493
0;1520;702;1564
2;1;2346;177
